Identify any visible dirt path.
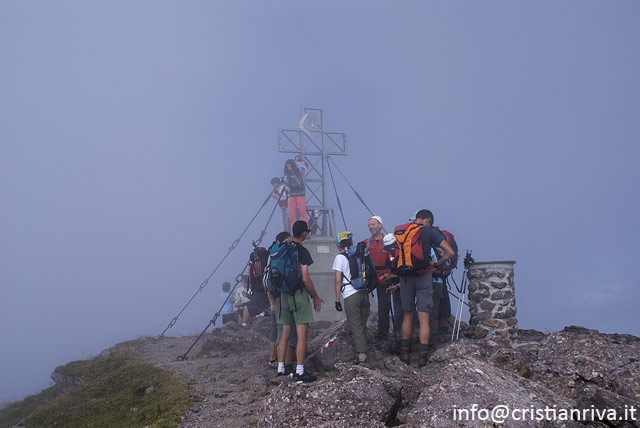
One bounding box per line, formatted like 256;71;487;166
128;322;285;428
124;317;405;428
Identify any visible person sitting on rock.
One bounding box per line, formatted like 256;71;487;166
333;231;371;365
220;281;236;325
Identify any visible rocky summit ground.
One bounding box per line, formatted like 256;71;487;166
53;315;640;428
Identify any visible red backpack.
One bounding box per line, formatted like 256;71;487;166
249;247;269;293
432;228;459;278
393;223;429;276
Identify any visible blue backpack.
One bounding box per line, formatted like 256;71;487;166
338;241;376;293
264;242;302;296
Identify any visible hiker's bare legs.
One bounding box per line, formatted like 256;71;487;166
285;346;295;365
418;310;430;344
401;310;414;341
269;341;277;361
278;324;292;363
295;323;308;365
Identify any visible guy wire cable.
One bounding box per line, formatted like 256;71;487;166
161;187;286;336
177;185;284;360
327;156;387;234
326;156;348;231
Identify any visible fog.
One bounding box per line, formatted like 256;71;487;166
2;0;639;404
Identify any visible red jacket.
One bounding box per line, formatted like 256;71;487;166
366;237;390;283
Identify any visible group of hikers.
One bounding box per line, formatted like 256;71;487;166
219;208;459;384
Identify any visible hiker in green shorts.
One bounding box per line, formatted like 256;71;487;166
276;220;324;383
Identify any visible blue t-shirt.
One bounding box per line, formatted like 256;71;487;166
430;248;443;284
420;226;445;260
220;291;234;315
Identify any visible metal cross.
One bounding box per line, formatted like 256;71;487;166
278;108;347;237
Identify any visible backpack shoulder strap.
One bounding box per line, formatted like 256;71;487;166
337;252;351;291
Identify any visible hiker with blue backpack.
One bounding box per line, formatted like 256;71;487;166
333;232;377;366
265;231;298;368
267;220;324;383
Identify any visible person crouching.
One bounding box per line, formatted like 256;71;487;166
333;231;370;365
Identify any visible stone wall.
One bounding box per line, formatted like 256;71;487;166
467;261;517;344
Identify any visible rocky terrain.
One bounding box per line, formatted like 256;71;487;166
88;314;640;428
22;311;636;428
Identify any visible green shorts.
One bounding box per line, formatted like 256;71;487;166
278;288;313;325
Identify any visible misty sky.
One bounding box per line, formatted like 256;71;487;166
2;0;639;404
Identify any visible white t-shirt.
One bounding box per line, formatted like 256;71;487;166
235;287;250;305
332;252;362;300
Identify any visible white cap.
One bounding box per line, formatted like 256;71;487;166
383;233;396;246
369;215;383;226
408;210;419;221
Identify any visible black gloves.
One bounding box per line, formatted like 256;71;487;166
335;301;342;312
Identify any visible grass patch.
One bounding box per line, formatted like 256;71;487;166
0;349;192;428
196;364;210;374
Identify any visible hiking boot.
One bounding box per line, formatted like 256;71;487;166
439;330;451;343
293;371;317;383
399;345;410;365
388;341;401;355
352;357;369;367
418;351;429;368
277;371;292;378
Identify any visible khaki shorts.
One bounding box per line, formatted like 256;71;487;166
278;288;313;325
399;273;433;313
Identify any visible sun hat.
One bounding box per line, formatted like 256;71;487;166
369;215;383;226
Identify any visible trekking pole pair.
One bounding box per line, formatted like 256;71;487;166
451;250;474;341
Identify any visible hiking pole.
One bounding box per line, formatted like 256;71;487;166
448;290;468;307
388;287;398;344
452;250;474;341
452;273;466;341
446;275;468;307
